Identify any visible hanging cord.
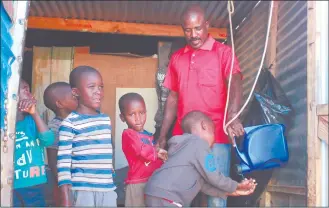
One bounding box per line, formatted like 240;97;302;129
223;1;274;139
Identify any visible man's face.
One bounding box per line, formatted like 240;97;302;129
120;99;147;132
182;14;209;49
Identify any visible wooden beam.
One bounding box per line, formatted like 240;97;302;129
27;17;228;40
316;104;328;116
306;1;318;207
267;185;307;196
318;116;328;144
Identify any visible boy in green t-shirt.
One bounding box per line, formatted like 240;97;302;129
13;79;55;207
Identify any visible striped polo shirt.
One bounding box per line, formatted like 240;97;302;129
57;111;116;192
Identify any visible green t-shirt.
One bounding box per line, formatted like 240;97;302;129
13;115;55;189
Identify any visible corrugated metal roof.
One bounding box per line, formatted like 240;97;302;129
28;1;258;28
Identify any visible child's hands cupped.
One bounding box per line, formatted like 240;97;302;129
18;97;37;115
231;178;257;196
157;148;168;162
228;178;257;196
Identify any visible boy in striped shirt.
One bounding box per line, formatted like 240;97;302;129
57;66;117;207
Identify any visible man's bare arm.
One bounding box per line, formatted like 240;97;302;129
156;90;178;149
226;74;244;138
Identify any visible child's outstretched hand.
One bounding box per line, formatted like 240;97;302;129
19;96;37;115
229;178;257;196
157;148;168;162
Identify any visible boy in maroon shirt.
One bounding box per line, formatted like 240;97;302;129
119;92;168;207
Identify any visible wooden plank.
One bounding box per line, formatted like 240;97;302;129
316;104;328;116
318;115;328;144
48;47;74;121
74;46;90;54
306;1;318;206
259;191;272;207
267;185;306;196
27;16;228;40
31;47;52;123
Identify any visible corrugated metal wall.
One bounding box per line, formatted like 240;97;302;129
233;1;270;102
232;1;308;206
272;0;308;188
1;2;15;129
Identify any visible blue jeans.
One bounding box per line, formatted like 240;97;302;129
207;144;231;207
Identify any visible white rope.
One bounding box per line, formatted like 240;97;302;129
223;0;274;137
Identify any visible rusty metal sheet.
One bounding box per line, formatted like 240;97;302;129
29;1;254;29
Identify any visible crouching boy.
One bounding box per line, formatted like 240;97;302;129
144;111;257;207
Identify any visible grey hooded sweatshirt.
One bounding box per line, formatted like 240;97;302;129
144;133;239;206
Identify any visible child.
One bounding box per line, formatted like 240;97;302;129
119;92;168;207
13;79;55;207
144;111;257;207
43;82;78;206
57;66;117;207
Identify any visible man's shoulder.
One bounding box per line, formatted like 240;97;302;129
171;47;186;60
213;41;233;53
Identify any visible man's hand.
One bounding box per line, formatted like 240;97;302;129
156;136;167;149
157;147;168;161
229;178;257;196
18;96;37;115
227;118;244;145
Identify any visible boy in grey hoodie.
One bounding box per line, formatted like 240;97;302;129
145;111;257;207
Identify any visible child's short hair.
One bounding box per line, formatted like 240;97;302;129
118;92;145;114
181;111;213;133
43;82;71;113
69;65;100;88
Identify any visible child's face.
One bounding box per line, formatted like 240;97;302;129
202;120;215;147
120;99;147;132
59;89;78;113
74;72;104;111
19;80;32;101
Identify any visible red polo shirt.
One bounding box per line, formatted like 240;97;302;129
163;35;242;144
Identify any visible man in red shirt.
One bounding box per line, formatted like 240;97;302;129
156;4;245;207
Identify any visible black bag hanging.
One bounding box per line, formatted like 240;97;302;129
227;67;294;207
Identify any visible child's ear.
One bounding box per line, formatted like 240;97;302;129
56;100;63;109
71;88;79;98
201;120;207;130
119;114;126;122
